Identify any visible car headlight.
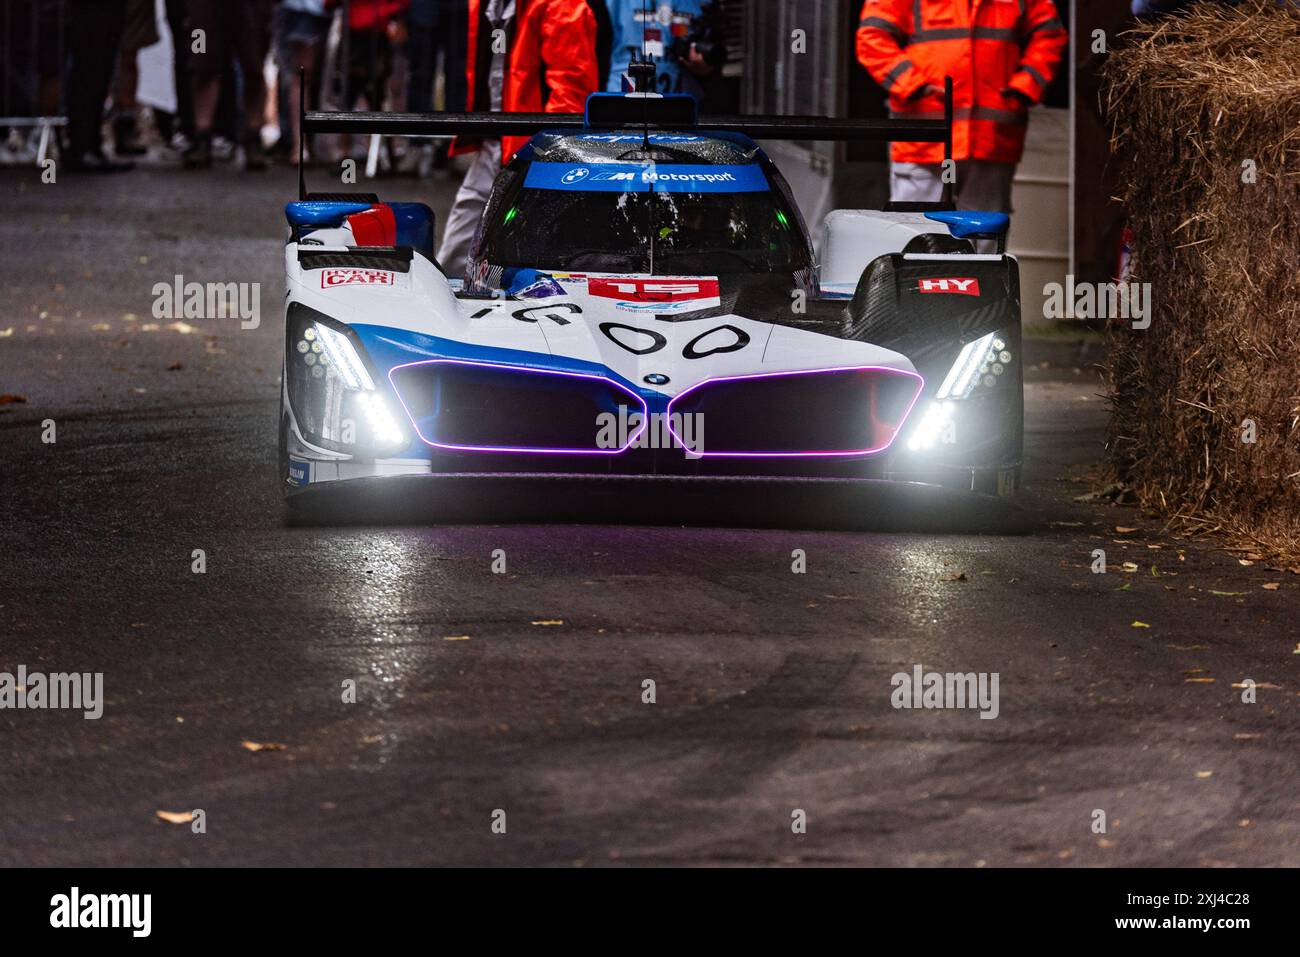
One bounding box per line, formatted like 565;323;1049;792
906;330;1014;452
286;304;406;455
935;331;1011;400
906;399;956;451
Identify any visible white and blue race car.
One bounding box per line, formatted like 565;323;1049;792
280;90;1022;504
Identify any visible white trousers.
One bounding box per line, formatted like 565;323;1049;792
436;139;502;278
889;160;1015;213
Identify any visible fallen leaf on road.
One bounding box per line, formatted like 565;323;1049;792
156;810;193;824
1131;620;1151;628
1232;681;1280;689
91;322;111;331
1195;771;1213;779
0;327;12;337
1115;583;1131;591
167;321;197;334
1049;521;1084;528
1121;562;1139;573
1209;590;1246;596
942;572;967;582
1233;733;1260;740
1115;525;1139;533
167;361;184;371
0;394;27;404
241;740;286;752
1262;582;1280;591
1238;559;1254;566
531;619;565;626
1184;677;1215;683
442;635;471;641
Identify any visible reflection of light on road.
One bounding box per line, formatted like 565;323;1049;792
316;532;453;767
345;534;422;654
889;541;964;627
875;539;1001;669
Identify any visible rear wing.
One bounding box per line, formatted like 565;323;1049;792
297;76;955;205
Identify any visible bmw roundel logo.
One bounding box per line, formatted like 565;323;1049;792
643;373;670;385
561;167;590;185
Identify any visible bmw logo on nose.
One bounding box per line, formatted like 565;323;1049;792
643;373;670;386
561;167;590;185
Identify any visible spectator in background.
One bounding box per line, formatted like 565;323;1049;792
273;0;333;164
111;0;161;157
856;0;1066;213
437;0;602;277
603;0;723;102
211;62;245;159
334;0;411;112
64;0;132;172
154;0;197;154
184;0;276;170
0;0;64;154
408;0;468;115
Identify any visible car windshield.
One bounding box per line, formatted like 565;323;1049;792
478;175;811;276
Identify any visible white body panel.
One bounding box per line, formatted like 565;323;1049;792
818;209;950;297
285;241;918;396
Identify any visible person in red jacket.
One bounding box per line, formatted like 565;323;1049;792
437;0;602;277
334;0;411;112
856;0;1066;213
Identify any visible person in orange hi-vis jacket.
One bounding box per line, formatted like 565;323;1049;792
856;0;1066;214
436;0;604;278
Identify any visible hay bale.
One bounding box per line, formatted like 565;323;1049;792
1101;1;1300;557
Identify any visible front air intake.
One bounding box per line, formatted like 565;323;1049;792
388;359;648;455
664;366;923;457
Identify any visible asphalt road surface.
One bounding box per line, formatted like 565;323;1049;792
2;160;1297;867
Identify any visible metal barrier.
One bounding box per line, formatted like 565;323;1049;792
0;0;67;165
